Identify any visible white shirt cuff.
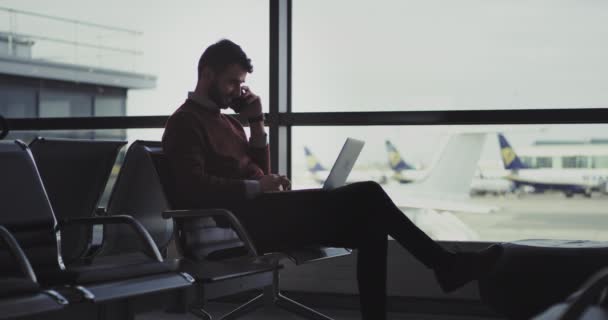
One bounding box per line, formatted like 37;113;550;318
244;180;262;199
249;133;268;148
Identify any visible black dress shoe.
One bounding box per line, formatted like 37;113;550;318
434;244;503;293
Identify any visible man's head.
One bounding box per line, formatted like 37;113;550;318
196;39;253;109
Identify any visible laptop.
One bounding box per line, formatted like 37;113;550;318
273;138;364;194
321;138;365;190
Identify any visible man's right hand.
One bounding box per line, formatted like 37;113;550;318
259;174;289;192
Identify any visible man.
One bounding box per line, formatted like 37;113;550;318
162;39;501;320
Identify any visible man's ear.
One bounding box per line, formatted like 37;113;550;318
201;67;215;81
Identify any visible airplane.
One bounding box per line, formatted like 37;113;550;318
386;139;514;196
384;133;506;240
385;140;427;183
498;133;608;197
381;133;499;214
469;170;515;196
303;146;388;185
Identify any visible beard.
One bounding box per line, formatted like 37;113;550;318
208;82;231;109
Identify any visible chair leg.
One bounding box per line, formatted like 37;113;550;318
218;293;265;320
208;267;334;320
267;269;334;320
189;306;212;320
275;292;333;320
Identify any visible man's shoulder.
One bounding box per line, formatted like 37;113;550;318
162;102;202;147
168;101;199;122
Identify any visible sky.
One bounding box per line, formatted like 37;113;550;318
1;0;608;172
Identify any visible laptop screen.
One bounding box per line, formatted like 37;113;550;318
323;138;365;190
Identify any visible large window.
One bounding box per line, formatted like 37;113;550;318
562;156;589;169
0;86;36;118
593;156;608;169
292;0;608;112
293;124;608;242
535;157;553;169
3;1;608;247
39;91;93;118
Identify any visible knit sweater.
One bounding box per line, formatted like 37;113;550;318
162;98;270;209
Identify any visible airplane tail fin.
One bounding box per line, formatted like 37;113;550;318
385;140;415;172
417;133;487;198
498;133;527;170
304;146;327;173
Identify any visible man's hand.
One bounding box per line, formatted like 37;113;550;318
278;175;291;191
237;86;263;118
259;174;283;192
259;174;292;192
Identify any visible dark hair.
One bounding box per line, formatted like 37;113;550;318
198;39;253;80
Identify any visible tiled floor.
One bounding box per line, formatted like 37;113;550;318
137;302;496;320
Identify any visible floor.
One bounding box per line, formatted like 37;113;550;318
137;302;498;320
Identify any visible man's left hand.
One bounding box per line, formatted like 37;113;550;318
238;86;263;118
278;175;291;191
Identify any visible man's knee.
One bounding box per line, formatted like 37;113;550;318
349;181;382;192
352;180;385;196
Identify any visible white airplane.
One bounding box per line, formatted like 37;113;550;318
385;139;513;196
384;140;427;183
469;170;515;196
303;146;388;185
384;133;503;240
498;133;608;197
382;133;499;215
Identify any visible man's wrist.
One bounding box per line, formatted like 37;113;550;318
247;113;265;124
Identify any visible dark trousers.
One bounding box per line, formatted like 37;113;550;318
227;181;451;320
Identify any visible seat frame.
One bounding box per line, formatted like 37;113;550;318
0;225;68;319
163;209;349;320
0;140;194;319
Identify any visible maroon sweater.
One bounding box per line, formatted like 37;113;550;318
162;98;270;209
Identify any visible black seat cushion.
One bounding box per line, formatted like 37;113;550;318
206;246;250;261
71;253;174;284
37;253;174;285
478;239;608;320
171;258;275;282
0;278;40;297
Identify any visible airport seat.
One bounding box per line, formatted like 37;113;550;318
101;140;276;320
478;239;608;320
0;115;7;140
29;137;127;263
143;140;351;320
100;140;174;257
532;266;608;320
0;225;68;319
0;140;194;313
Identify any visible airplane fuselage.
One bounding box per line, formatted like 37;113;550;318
505;168;608;196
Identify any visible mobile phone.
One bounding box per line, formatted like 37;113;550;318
231;87;248;113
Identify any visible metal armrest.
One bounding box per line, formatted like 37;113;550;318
0;115;8;140
60;215;163;262
560;267;608;320
0;225;37;282
163;209;259;257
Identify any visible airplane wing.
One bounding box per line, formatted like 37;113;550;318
386;133;499;214
387;191;499;214
402;208;480;241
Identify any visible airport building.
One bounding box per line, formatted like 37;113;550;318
0;9;155;142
